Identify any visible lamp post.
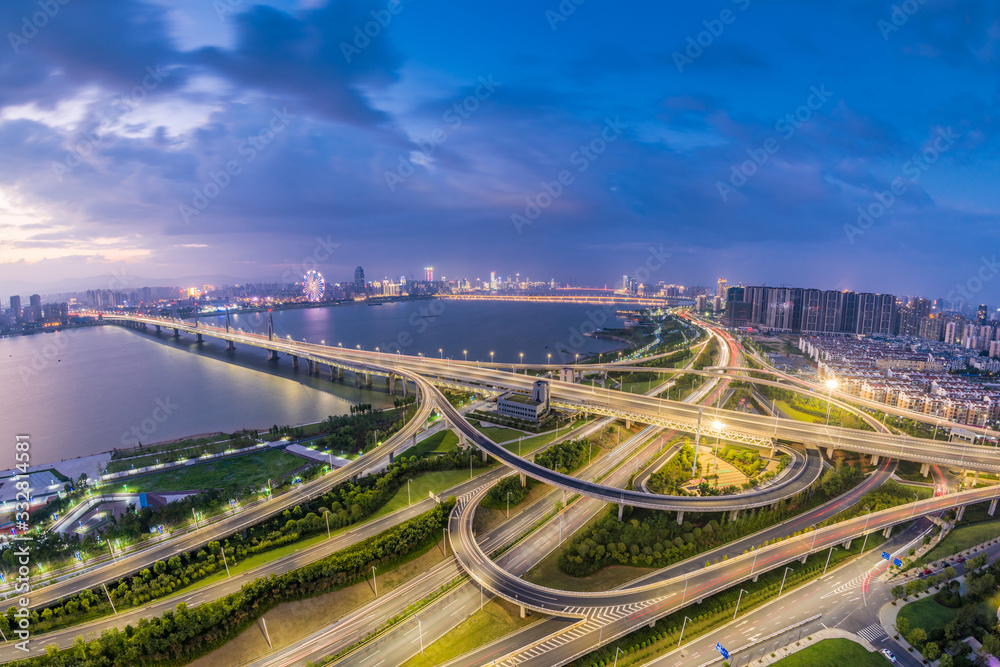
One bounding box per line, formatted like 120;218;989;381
733;588;749;619
825;378;837;425
778;566;793;596
463;350;468;362
860;505;872;554
712;420;725;473
371;565;378;596
439;348;443;359
490;351;494;365
416;617;424;653
910;492;919;518
613;647;625;667
678;616;693;647
408;479;411;506
691;407;704;478
933;419;942;441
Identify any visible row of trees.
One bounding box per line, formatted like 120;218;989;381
5;502;454;667
11;449;486;638
561;463;868;577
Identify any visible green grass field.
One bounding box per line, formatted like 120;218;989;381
918;516;1000;564
897;595;961;635
771;638;886;666
473;420;528;443
118;449;308;493
406;430;459;457
366;468;493;522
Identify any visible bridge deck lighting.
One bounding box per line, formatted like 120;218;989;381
712;420;725;431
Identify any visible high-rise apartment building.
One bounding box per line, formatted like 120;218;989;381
354;266;366;295
424;267;433;282
716;278;728;300
9;295;21;323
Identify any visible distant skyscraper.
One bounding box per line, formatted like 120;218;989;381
29;294;42;322
424;267;433;282
622;275;629;292
977;304;988;325
9;295;21;323
490;271;497;291
717;278;728;300
354;266;366;294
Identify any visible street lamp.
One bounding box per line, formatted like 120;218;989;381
778;566;793;596
463;349;468;362
613;647;625;667
860;505;872;554
439;348;443;359
371;565;378;596
490;351;494;364
711;419;725;473
733;588;749;619
933;419;942;441
825;378;838;425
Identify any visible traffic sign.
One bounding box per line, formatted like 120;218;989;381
893;558;903;567
716;642;730;660
881;551;891;561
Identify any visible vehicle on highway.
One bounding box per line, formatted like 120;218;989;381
921;568;933;576
957;556;966;563
881;648;897;662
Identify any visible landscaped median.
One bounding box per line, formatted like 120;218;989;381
6;502;456;667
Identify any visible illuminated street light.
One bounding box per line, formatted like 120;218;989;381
825;378;838;425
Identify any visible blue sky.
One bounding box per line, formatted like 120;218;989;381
1;0;998;296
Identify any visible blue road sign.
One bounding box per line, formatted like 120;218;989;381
716;643;730;660
893;558;903;567
881;551;891;561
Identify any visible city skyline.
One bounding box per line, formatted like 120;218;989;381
1;1;999;298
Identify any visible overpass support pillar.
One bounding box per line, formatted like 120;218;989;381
920;462;930;477
196;333;203;343
366;374;372;387
729;509;739;522
519;473;526;488
520;605;526;619
267;349;280;361
618;504;625;522
226;340;235;351
329;365;336;380
403;379;408;398
675;510;684;526
292;355;299;368
800;554;808;564
625;419;632;430
956;506;966;522
388;451;393;464
154;324;160;333
481;447;487;462
843;538;852;550
870;454;879;465
826;446;834;459
882;525;892;538
306;359;314;374
356;372;362;388
973;470;980;485
989;498;998;517
172;328;179;338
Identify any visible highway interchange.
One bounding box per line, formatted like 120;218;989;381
20;311;1000;666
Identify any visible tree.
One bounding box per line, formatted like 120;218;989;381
896;617;911;636
938;654;954;667
908;627;927;647
923;641;941;661
891;585;906;600
982;633;1000;658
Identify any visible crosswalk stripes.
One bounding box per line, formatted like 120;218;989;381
858;624;886;643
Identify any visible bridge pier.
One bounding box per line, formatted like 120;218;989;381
196;333;203;343
826;446;834;459
956;506;966;522
481;447;487;462
882;525;892;538
729;509;739;522
800;554;808;564
292;355;299;368
920;462;930;477
870;454;879;465
172;328;179;338
973;470;980;485
366;374;372;388
388;451;393;464
989;498;998;517
337;367;344;380
520;473;526;488
402;379;408;397
675;510;684;526
226;340;235;351
843;538;852;550
618;504;625;522
306;359;314;374
625;419;632;430
267;349;280;361
356;372;362;388
154;324;160;333
520;605;526;619
329;365;336;380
